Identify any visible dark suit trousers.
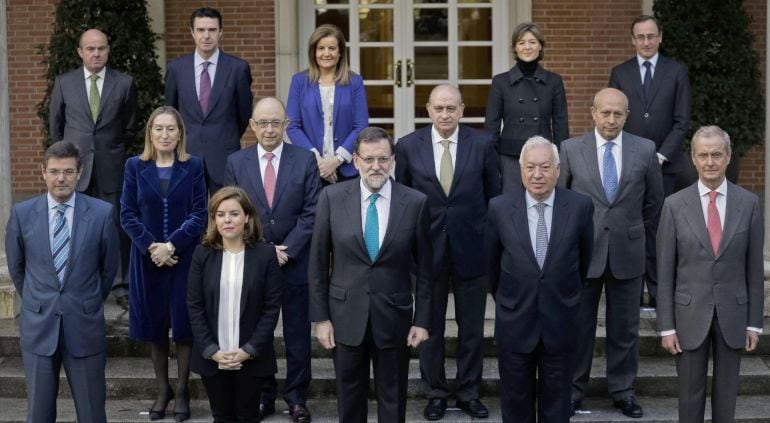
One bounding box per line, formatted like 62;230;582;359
572;268;641;402
85;178;130;298
498;339;573;423
676;311;742;423
643;172;675;305
202;370;268;422
22;323;106;423
260;283;311;406
419;253;486;401
332;322;410;423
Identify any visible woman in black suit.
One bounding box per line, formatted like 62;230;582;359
187;187;283;422
485;22;569;191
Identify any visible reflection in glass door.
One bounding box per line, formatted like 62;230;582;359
300;0;504;137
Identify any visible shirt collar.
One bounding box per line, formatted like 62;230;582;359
83;66;107;80
525;189;555;209
430;125;459;144
360;178;392;203
637;53;659;68
257;141;284;161
47;192;76;211
595;128;623;149
697;178;728;197
195;49;220;67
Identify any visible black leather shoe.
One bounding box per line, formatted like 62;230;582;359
456;398;489;419
423;398;447;420
569;400;581;417
172;389;190;422
613;396;643;418
288;404;312;423
259;402;275;419
149;385;173;421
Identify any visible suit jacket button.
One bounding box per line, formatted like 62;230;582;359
644;113;650;118
270;219;275;224
533;97;539;102
518;98;524;103
519;117;525;123
533;117;539;122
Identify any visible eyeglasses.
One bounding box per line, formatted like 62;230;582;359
46;169;79;177
633;34;660;42
251;119;288;128
358;156;392;165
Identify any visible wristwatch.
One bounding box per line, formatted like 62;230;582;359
335;154;345;164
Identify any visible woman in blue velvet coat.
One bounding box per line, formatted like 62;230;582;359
121;106;207;422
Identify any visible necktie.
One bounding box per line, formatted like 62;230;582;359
89;74;100;122
263;152;276;208
200;61;211;114
643;61;652;100
535;202;548;269
52;204;70;285
707;191;722;255
439;139;453;195
364;193;380;262
602;141;618;202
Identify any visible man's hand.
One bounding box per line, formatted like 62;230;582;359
316;321;336;350
746;330;760;352
275;245;289;266
407;326;429;348
661;333;682;355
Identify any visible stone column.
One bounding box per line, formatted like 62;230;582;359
0;0;17;319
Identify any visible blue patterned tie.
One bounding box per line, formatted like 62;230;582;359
52;204;70;285
603;141;618;202
364;193;380;262
535;202;548;269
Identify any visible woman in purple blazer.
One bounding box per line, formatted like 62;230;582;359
287;24;369;184
121;106;207;422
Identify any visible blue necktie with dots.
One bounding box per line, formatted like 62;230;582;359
603;141;618;202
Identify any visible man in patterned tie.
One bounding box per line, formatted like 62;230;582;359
487;136;594;422
309;127;432;422
558;88;663;418
5;141;119;422
657;126;763;423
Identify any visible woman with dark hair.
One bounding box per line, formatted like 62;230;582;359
187;186;282;422
121;106;207;421
485;22;569;191
287;24;369;184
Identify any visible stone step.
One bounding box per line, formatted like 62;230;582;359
1;395;770;423
1;355;769;400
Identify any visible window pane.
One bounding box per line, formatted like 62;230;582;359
414;47;447;79
413;8;447;41
459;47;492;79
414;84;433;118
360;48;393;80
366;85;394;118
459;8;492;41
360;8;393;42
459;84;491;118
316;9;349;41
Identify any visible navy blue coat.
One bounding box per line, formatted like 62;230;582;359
120;155;208;342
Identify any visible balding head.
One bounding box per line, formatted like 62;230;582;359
250;97;288;152
426;84;464;138
77;29;110;73
252;97;287;119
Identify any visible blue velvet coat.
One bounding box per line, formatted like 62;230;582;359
120;155;207;342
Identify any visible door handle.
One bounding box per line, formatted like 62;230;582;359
394;60;402;87
406;59;414;87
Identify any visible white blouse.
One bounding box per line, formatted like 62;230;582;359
217;249;245;352
320;84;335;157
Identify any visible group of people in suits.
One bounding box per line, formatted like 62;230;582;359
5;7;764;423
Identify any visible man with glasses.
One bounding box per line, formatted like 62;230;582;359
5;141;119;422
309;127;432;422
224;97;321;422
395;84;500;420
609;14;691;309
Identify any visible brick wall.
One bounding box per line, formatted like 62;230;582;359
738;0;766;191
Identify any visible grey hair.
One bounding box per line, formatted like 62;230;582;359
691;125;732;156
519;136;560;165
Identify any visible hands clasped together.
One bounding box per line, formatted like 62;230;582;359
211;349;251;370
149;242;178;267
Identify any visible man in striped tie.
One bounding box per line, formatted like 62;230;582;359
5;141;119;422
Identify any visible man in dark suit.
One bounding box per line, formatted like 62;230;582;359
657;125;763;423
488;136;593;423
49;28;136;309
309;127;432;422
559;88;663;418
609;14;691;308
5;142;119;423
165;7;253;193
395;84;500;420
224;97;321;423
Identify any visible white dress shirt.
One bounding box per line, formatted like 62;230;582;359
360;179;391;250
217;249;245;352
595;129;623;185
430;125;458;177
47;193;76;253
83;66;106;99
194;49;220;99
257;142;283;180
525;190;554;256
636;53;659;82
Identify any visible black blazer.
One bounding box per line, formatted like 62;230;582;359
485;64;569;157
187;242;283;377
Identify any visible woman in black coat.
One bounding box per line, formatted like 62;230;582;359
485;22;569;191
187;187;283;422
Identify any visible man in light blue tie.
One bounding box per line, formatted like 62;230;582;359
558;88;663;418
309;127;433;422
5;142;119;422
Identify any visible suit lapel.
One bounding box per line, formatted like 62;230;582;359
242;148;270;210
717;183;745;258
240;248;252;317
414;129;445;196
206;54;231;118
34;198;58;281
73;71;94;125
378;181;405;258
452;127;471;194
272;145;294;210
615;133;637;200
510;191;540;269
97;68;117;122
138;160;163;198
543;190;570;270
184;56;204;120
624;60;647;109
343;181;368;260
578;133;608;205
646;56;668;108
66;195;92;286
681;185;715;258
166;159;189;196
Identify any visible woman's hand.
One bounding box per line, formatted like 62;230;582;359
149;242;177;267
318;156;342;181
